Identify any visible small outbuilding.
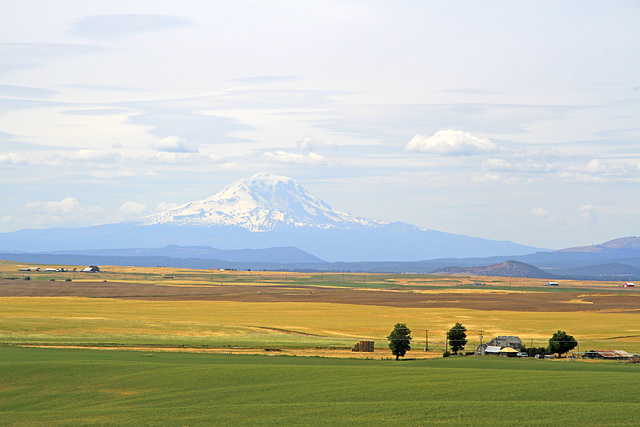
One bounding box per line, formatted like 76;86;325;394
499;347;519;357
476;345;502;356
582;350;634;360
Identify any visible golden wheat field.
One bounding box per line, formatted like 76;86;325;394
1;261;639;357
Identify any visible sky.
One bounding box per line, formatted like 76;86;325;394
1;1;639;250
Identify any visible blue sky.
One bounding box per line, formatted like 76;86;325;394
1;1;639;249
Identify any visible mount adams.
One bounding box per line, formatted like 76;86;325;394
0;173;541;261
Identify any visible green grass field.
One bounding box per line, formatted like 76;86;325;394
1;346;639;426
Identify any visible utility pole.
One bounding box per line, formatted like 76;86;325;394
424;330;429;351
445;333;448;353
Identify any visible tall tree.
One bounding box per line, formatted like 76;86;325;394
387;323;412;360
548;330;578;357
447;323;467;354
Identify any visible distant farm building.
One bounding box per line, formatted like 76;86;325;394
476;336;523;355
544;281;559;286
476;344;501;355
498;347;519;357
81;266;100;273
488;336;522;350
622;283;635;288
582;350;634;360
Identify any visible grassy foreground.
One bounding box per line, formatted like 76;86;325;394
1;346;640;426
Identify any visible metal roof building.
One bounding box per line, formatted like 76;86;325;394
582;350;634;360
487;336;522;350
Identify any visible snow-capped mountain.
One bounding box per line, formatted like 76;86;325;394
137;173;384;231
0;173;545;261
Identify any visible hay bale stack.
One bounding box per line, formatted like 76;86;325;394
352;340;375;352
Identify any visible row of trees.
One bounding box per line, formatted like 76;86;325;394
387;323;578;360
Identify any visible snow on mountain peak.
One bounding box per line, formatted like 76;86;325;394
137;173;385;231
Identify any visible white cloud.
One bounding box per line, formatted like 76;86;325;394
579;204;597;221
585;159;606;174
405;130;499;154
25;197;81;215
532;208;549;218
73;149;121;163
262;150;327;165
558;172;607;183
0;152;28;165
144;152;200;164
156;202;179;212
296;136;337;152
90;168;135;178
20;198;107;229
119;201;147;215
206;153;227;162
152;136;198;153
142;150;225;165
482;157;557;173
472;173;500;183
482;158;512;170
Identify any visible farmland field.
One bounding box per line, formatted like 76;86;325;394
2;261;640;425
1;261;639;354
2;346;640;426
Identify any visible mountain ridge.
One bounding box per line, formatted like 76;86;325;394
0;172;544;261
432;260;555;279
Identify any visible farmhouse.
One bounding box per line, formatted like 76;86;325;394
476;336;523;355
582;350;634;360
488;336;522;350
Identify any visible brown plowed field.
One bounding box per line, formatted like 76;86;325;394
2;279;638;312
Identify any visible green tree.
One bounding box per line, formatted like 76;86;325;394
387;323;412;360
447;323;467;354
548;330;578;357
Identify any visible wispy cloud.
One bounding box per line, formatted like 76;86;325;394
229;76;300;84
73;149;122;163
262;151;327;166
0;152;28;165
152;136;198;153
405;130;499;155
0;42;105;74
532;208;550;218
69;14;194;40
296;136;337;152
0;84;58;98
119;201;147;215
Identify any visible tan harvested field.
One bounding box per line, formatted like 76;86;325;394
1;261;640;356
1;279;640;312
